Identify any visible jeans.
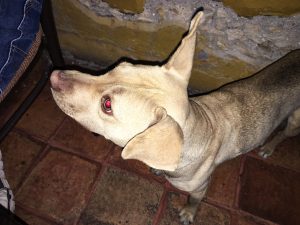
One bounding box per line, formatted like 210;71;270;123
0;0;43;95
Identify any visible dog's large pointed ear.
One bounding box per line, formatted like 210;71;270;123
163;10;204;85
121;107;183;171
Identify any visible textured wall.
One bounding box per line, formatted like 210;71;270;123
102;0;145;13
52;0;300;91
223;0;300;16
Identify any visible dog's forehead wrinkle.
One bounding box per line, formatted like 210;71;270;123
97;75;155;91
101;81;165;96
111;64;164;79
108;85;155;96
63;70;99;83
114;63;160;72
110;86;126;95
102;65;184;93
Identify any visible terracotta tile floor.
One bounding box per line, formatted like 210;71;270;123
0;53;299;225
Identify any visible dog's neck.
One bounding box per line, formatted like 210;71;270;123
176;98;217;170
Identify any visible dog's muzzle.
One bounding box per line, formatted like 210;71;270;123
50;70;72;92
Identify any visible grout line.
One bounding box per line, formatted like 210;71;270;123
104;162;166;186
204;198;279;225
234;208;280;225
246;149;300;174
13;127;48;144
233;154;247;209
102;143;118;163
152;187;168;225
108;163;167;185
46;141;107;166
47;116;68;144
204;197;241;212
74;164;108;225
164;180;188;195
246;140;300;173
14;145;50;195
16;203;63;225
103;148;167;185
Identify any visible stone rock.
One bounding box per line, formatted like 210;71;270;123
226;28;244;41
102;0;145;14
223;0;300;16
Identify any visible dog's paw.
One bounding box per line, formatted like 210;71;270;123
179;206;195;225
258;146;274;158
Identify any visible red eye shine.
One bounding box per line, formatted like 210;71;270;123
102;96;112;114
105;98;111;109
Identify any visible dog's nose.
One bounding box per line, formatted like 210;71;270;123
50;70;70;92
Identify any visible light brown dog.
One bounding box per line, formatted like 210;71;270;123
50;10;300;224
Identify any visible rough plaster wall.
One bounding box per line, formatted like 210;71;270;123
54;0;300;91
79;0;300;68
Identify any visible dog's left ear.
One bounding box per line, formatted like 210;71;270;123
163;10;204;85
121;107;183;171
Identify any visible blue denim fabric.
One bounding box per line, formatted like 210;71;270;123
0;0;43;95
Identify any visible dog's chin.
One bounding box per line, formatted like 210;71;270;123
51;91;77;119
106;136;127;148
103;132;134;148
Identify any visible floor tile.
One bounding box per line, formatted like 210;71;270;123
50;117;114;162
16;83;66;141
16;148;99;225
158;192;231;225
158;192;187;225
15;207;57;225
108;145;167;183
230;213;273;225
264;134;300;172
79;167;164;225
0;131;44;191
206;157;241;207
194;202;231;225
239;157;300;225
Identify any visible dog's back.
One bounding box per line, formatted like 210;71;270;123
226;49;300;98
194;50;300;156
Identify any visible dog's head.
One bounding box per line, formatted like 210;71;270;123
50;11;204;171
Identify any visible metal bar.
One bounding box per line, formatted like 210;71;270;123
41;0;65;68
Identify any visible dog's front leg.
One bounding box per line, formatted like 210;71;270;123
179;180;209;225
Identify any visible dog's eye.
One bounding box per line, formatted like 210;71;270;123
101;96;112;114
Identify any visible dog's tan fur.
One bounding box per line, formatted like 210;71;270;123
50;11;300;224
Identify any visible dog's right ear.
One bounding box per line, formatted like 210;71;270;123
121;107;183;171
163;10;204;86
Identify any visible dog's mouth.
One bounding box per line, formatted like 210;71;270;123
50;89;74;118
